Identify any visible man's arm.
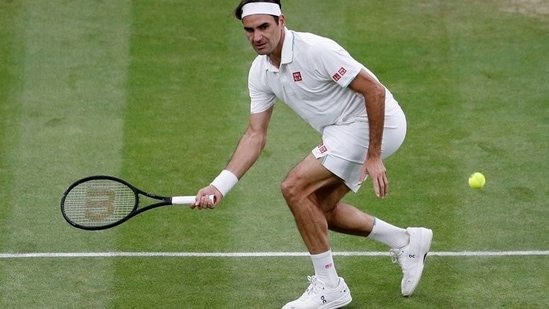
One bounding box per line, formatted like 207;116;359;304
348;69;388;198
193;107;273;208
225;107;273;179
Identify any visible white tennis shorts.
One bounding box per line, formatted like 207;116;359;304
312;108;407;192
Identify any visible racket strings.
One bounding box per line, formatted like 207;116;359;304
62;179;136;227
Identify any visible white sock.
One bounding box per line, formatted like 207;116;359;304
310;249;339;288
368;218;409;249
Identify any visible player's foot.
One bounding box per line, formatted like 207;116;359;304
281;276;352;309
390;227;433;296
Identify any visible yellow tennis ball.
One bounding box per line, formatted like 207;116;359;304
468;172;486;189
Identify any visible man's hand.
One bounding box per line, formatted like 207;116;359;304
360;157;388;198
192;185;222;209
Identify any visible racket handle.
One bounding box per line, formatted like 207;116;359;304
171;195;214;205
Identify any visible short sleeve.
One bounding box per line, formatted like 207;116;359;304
310;39;364;88
248;58;276;114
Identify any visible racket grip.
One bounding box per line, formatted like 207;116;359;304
171;195;214;205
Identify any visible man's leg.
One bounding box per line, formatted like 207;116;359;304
314;182;409;248
281;154;431;305
280;154;352;309
280;154;408;270
317;183;433;297
280;153;342;255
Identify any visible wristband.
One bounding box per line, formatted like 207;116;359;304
210;170;238;197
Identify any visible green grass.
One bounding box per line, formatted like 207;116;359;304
1;0;548;308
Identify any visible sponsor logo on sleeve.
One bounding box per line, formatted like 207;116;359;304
332;67;347;82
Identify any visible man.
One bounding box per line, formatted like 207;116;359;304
193;1;433;308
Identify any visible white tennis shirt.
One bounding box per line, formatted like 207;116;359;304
248;28;400;133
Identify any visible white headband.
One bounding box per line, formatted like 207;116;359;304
241;2;282;19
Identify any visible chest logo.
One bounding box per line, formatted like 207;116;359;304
292;71;303;82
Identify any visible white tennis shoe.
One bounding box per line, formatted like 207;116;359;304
282;276;352;309
390;227;433;296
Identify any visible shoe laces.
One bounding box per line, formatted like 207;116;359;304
303;276;325;296
390;249;403;265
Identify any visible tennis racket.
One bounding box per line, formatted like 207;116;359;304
60;175;213;230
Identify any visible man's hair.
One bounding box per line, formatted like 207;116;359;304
234;0;282;22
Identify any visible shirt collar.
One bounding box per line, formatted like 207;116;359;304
280;27;294;65
266;27;294;71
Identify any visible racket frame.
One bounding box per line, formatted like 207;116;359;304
61;175;190;230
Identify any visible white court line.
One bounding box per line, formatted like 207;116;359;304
0;251;548;259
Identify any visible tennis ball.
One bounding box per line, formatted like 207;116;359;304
468;172;486;189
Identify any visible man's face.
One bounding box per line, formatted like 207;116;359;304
242;14;284;55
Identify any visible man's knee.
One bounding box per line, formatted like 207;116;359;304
280;174;300;204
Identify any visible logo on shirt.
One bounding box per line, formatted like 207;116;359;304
331;67;347;82
292;71;303;82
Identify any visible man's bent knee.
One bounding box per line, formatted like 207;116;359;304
280;175;301;205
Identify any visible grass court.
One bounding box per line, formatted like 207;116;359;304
0;0;548;308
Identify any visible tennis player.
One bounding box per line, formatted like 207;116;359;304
194;1;433;308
